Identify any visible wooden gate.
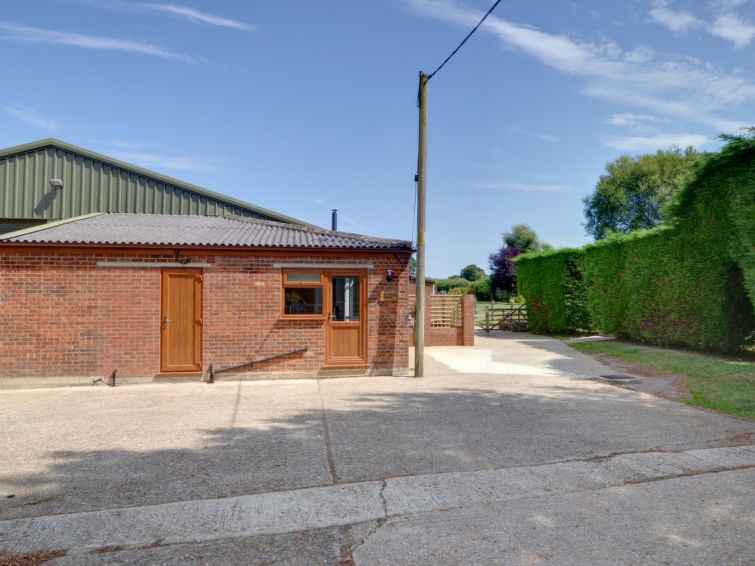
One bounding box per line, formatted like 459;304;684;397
476;302;527;332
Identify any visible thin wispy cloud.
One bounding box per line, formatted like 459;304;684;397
339;213;380;236
112;151;223;173
144;4;254;31
90;139;161;151
710;12;755;49
602;133;711;151
89;139;224;172
649;0;755;49
648;1;702;32
72;1;254;31
404;0;755;133
3;105;61;129
509;126;560;142
0;22;193;62
470;182;571;193
607;113;668;128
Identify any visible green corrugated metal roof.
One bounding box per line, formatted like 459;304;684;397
0;138;312;226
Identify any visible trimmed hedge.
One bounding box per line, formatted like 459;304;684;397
515;249;589;333
515;134;755;351
674;133;755;308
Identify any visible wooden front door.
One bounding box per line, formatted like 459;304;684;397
160;268;202;373
325;271;367;366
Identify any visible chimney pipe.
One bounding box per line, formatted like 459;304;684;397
331;209;337;232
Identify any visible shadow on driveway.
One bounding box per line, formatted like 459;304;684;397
2;375;753;521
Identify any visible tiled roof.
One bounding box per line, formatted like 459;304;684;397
0;213;414;251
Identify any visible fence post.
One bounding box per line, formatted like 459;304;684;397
461;295;475;346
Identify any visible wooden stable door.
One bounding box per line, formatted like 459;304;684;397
325;272;367;367
160;269;203;373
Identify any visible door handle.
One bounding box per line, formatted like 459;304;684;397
163;315;172;329
328;312;332;325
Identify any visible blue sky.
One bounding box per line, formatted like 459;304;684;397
1;1;753;277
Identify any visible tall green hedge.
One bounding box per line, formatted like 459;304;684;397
515;133;755;351
674;133;755;307
515;249;589;333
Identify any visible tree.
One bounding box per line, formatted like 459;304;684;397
489;245;522;299
470;276;492;300
503;224;549;253
583;147;701;240
435;276;471;294
408;255;417;278
460;264;485;281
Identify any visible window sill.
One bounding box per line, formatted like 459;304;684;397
279;315;327;321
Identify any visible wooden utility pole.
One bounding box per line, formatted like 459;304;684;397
414;72;429;378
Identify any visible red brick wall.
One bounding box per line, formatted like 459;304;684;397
0;248;411;379
411;293;475;347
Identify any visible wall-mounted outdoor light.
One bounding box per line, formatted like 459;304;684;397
49;178;63;189
386;269;394;283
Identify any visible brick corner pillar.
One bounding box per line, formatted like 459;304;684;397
461;294;475;346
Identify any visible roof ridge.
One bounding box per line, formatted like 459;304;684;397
0;212;105;241
224;214;408;243
1;213;413;250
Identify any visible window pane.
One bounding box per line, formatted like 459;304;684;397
332;276;359;321
284;287;323;314
286;272;321;283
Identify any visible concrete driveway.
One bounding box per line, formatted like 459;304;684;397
1;331;753;564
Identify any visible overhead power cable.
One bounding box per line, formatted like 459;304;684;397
427;0;502;80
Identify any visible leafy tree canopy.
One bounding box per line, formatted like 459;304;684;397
489;245;522;296
435;276;471;293
503;224;549;253
583;147;701;240
460;264;486;281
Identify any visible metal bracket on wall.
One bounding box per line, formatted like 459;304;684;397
207;348;308;383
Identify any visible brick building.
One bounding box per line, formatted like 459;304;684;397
0;213;413;385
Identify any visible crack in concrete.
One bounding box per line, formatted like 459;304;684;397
317;380;339;484
3;447;753;557
378;479;388;517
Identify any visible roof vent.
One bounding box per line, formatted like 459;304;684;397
331;209;337;232
49;178;63;189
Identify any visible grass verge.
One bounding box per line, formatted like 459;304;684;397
569;341;755;419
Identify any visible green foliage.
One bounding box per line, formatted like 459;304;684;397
583;147;701;240
470;276;492;300
449;286;474;295
460;264;486;281
673;131;755;306
582;154;754;351
435;276;471;294
503;224;549;253
518;133;755;351
515;249;588;332
493;288;510;301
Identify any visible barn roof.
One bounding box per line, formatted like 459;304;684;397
0;138;312;226
0;213;414;251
